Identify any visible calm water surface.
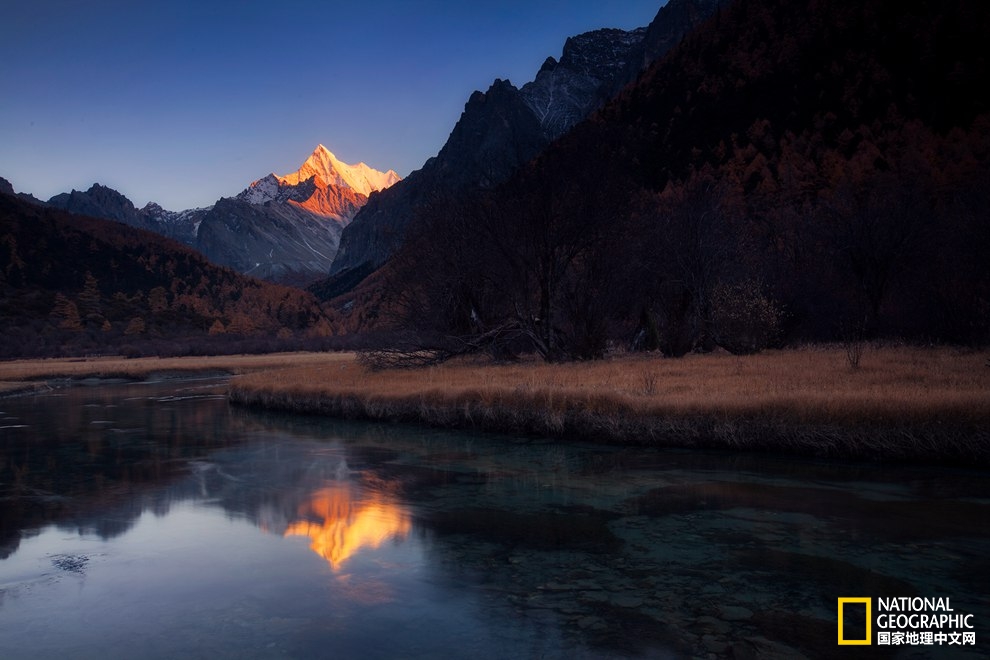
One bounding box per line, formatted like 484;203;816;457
1;379;987;659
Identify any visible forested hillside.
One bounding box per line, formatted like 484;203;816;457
0;193;333;357
347;0;990;363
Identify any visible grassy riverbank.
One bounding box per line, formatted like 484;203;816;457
0;352;353;395
5;347;987;465
228;346;990;466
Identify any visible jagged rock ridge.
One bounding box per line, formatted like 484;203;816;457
520;27;647;141
327;0;718;283
46;183;207;245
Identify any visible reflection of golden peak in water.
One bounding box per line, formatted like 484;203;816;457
284;486;411;570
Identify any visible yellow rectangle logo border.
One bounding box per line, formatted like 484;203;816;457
838;597;872;645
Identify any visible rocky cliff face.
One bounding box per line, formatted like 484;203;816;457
616;0;722;92
195;197;344;285
327;0;718;284
328;80;545;280
141;203;208;245
520;27;647;141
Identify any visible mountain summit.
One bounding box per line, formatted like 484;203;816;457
279;145;400;197
238;145;400;216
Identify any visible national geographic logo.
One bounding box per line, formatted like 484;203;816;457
837;598;871;645
838;597;977;647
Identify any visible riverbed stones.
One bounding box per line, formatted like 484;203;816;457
718;604;754;621
51;554;89;573
579;590;611;603
731;636;809;660
701;633;729;654
576;615;608;631
694;615;730;634
610;594;644;608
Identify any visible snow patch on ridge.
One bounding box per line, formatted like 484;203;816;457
239;174;283;205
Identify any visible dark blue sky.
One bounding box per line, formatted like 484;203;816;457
1;1;665;210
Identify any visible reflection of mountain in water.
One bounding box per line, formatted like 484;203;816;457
0;379;420;572
5;384;990;659
283;486;411;570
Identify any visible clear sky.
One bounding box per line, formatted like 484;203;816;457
0;0;665;210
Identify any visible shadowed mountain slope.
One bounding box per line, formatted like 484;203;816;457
341;0;990;355
324;0;718;287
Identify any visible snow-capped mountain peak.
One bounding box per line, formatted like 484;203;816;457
278;144;400;197
237;144;401;220
217;145;401;283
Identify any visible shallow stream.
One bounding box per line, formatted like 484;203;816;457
0;379;987;658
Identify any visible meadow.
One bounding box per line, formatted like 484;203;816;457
3;346;986;464
228;345;990;465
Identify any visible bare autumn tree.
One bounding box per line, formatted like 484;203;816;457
364;189;517;367
364;152;634;366
824;171;930;333
645;174;736;352
493;171;623;360
925;172;990;343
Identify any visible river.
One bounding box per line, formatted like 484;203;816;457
1;378;987;658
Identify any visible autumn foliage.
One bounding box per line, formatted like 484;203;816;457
344;0;990;361
0;194;332;357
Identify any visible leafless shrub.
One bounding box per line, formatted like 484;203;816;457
710;279;783;355
840;318;867;370
641;370;659;396
845;339;864;370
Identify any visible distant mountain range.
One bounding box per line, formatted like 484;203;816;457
19;145;400;286
45;182;204;243
4;2;712;294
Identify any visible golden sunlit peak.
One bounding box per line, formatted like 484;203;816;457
284;485;411;570
276;144;401;197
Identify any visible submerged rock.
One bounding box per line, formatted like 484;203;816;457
51;554;88;573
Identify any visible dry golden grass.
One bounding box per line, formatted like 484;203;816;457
229;346;990;464
0;352;354;395
5;347;987;463
231;346;990;424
